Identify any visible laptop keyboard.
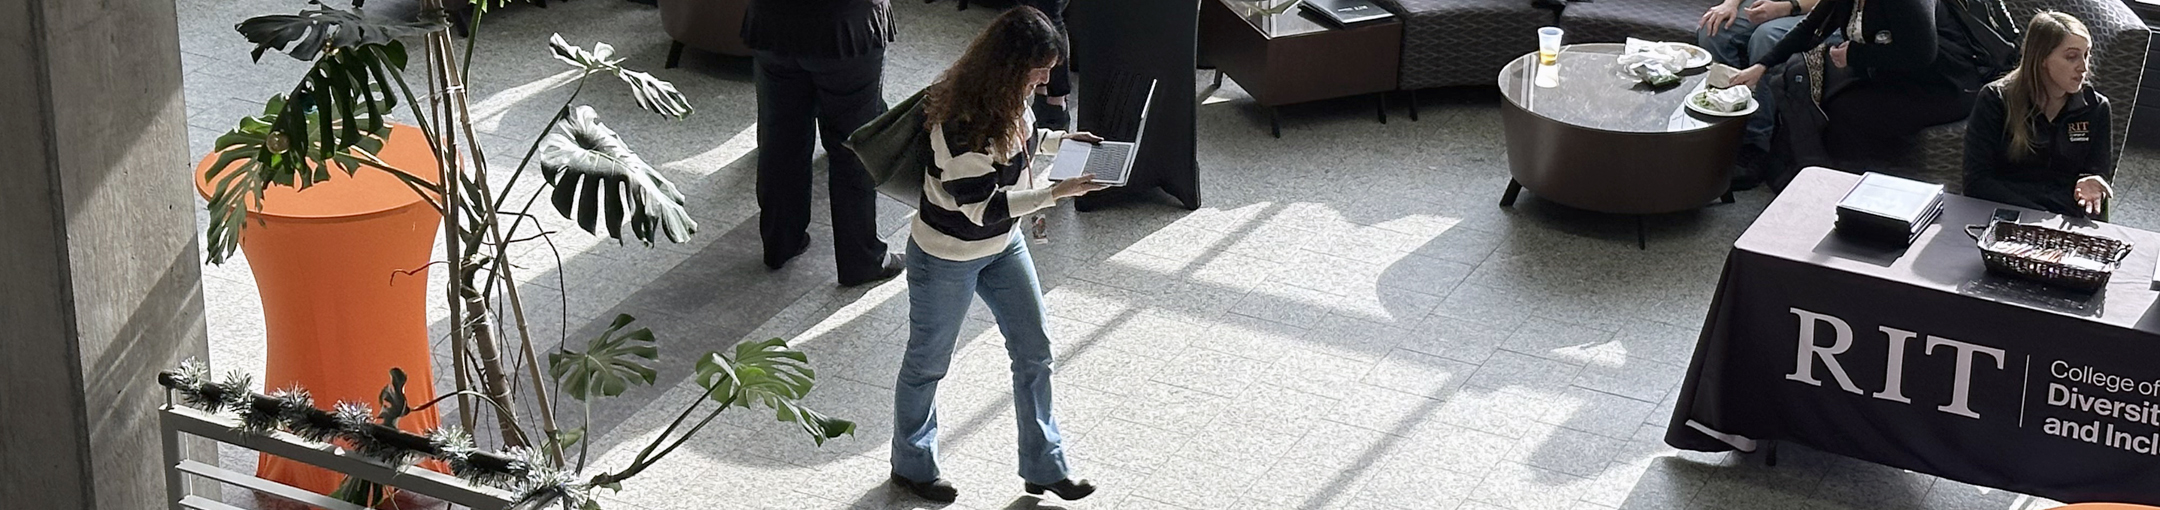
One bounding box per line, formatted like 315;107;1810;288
1085;143;1131;178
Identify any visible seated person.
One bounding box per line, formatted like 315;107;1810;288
1708;0;1832;190
1698;0;1819;68
1732;0;1987;190
1963;12;2112;218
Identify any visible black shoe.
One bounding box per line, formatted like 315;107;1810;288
764;236;810;270
1032;95;1070;131
1729;145;1767;192
839;252;905;287
1729;166;1762;192
1023;479;1096;501
890;473;958;503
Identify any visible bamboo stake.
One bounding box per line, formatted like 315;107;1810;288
422;0;477;437
430;26;527;449
444;53;563;459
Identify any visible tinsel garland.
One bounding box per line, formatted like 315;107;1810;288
157;360;549;501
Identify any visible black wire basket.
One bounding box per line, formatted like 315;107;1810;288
1965;220;2134;293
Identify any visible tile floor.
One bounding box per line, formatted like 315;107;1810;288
176;0;2160;508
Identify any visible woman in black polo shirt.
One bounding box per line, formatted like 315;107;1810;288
1962;12;2114;218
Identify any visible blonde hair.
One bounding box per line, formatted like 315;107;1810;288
1994;11;2091;161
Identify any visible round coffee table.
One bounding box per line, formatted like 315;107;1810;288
1496;43;1746;243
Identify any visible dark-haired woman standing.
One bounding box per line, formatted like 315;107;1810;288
888;6;1106;504
1963;12;2113;217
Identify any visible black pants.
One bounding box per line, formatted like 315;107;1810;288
1767;70;1972;189
1018;0;1070;97
1819;81;1972;167
754;48;890;281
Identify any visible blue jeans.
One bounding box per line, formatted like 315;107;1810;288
1694;0;1804;68
891;235;1070;485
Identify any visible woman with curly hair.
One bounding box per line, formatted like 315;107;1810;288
888;6;1106;504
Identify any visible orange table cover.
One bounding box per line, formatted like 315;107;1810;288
194;125;446;495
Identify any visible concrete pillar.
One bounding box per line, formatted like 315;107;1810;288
0;0;212;508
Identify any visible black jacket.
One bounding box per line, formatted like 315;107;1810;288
743;0;893;59
1756;0;1984;95
1961;83;2114;216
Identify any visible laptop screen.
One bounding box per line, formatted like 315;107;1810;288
1131;80;1158;147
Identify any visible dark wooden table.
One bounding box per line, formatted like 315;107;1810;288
1497;43;1745;247
1198;0;1401;137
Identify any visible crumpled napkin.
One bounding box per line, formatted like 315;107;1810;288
1621;38;1692;70
1696;84;1754;113
1618;38;1691;86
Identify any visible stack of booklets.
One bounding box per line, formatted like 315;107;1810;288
1835;172;1946;246
1301;0;1394;26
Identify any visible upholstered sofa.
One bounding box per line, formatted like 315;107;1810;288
1371;0;1561;89
1379;0;2147;191
1558;0;1701;46
660;0;754;67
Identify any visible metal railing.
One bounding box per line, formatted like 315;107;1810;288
159;404;550;510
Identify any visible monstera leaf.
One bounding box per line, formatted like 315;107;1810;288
231;3;438;178
548;314;659;402
202;96;402;264
202;4;427;266
535;106;697;244
237;6;443;62
693;338;856;445
549;34;693;119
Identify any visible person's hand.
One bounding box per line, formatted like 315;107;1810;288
1700;1;1742;35
1744;0;1793;24
1051;174;1109;199
1829;41;1850;68
2075;175;2112;217
1730;64;1767;87
1063;131;1103;144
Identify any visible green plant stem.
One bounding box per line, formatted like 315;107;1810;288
463;76;590;304
621;384;719;470
576;398;592;472
542;234;572;410
408;389;525;427
588;381;735;487
461;5;484;81
588;397;731;487
489;78;588;217
500;262;559;462
349;151;447;204
374;47;444;175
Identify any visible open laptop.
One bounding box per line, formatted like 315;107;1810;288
1048;79;1157;187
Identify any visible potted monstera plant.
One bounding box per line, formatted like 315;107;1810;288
197;0;851;507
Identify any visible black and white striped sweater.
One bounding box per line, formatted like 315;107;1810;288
913;121;1064;261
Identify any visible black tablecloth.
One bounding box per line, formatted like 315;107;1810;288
1666;168;2160;504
